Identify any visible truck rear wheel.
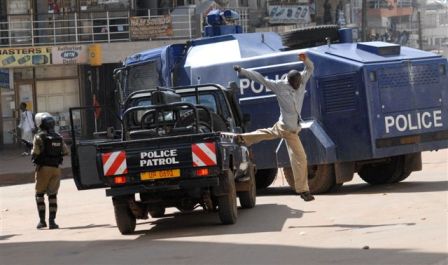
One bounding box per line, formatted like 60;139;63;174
283;164;337;194
113;200;136;235
358;155;411;185
255;168;277;189
218;172;238;224
238;164;256;209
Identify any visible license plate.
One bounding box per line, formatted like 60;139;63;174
140;169;181;180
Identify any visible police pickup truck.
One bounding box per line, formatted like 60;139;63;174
69;84;256;234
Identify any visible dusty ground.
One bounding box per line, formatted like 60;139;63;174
0;150;447;265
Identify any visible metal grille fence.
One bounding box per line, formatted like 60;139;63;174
0;8;249;47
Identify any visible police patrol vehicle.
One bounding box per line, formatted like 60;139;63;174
69;84;256;234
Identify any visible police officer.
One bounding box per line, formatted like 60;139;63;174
32;113;69;229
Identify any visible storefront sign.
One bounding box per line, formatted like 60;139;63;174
0;47;51;68
130;16;173;40
0;69;9;88
268;5;311;24
52;45;88;65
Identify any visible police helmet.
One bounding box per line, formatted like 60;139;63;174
35;112;52;130
41;116;56;131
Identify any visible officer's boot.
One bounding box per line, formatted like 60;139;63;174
35;193;47;229
48;194;59;229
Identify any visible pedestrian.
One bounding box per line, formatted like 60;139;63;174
17;102;35;156
32;112;69;229
223;53;315;201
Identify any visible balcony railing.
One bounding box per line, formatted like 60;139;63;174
0;8;249;47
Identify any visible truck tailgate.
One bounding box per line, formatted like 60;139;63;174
96;133;222;185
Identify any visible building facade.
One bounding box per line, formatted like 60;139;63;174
0;0;444;147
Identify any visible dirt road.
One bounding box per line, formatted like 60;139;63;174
1;150;447;265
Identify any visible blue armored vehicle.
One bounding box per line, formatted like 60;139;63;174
91;11;448;194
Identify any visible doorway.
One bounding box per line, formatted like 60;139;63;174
14;80;35;142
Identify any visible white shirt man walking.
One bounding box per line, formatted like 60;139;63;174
18;102;35;155
223;53;315;201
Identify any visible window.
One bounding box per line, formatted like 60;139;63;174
440;13;448;26
181;94;217;113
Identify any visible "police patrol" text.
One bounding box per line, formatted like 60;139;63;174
140;149;179;167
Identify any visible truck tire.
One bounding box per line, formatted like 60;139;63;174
113;201;136;235
238;164;256;209
283;164;337;194
176;109;228;132
149;207;165;218
255;168;277;189
358;155;411;185
281;25;340;49
218;172;238;224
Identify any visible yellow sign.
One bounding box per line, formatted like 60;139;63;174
88;44;102;66
0;47;51;68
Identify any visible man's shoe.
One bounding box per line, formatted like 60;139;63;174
36;221;47;229
221;132;245;145
49;221;59;229
299;191;315;202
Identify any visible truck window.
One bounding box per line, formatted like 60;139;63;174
181;94;217;113
127;62;159;97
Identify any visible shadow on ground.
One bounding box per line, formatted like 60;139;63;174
1;238;446;265
132;203;309;239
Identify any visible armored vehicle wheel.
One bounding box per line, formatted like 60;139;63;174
149;206;165;218
176;109;228;132
255;168;277;189
113;200;136;235
238;164;256;209
281;25;340;49
359;155;411;185
283;164;337;194
218;172;238;224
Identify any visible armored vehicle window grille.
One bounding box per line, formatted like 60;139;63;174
321;74;357;113
378;64;439;89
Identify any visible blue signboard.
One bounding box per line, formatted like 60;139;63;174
0;69;9;88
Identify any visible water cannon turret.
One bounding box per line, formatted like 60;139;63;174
204;9;242;37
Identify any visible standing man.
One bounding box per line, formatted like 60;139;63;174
224;52;315;201
18;102;35;155
32;113;69;229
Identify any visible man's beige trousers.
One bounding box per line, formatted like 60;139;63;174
240;122;309;193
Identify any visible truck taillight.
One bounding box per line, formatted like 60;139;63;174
114;176;127;184
196;168;209;176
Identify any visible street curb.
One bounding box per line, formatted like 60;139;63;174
0;167;73;187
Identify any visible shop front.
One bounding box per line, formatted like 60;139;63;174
0;45;88;147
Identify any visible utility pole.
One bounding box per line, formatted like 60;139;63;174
361;0;367;41
417;10;423;49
